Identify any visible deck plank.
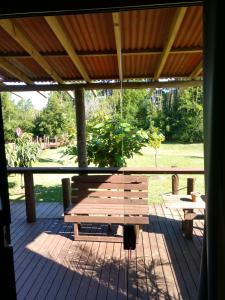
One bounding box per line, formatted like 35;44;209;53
9;202;204;300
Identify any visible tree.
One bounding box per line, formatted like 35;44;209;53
148;126;165;167
63;116;149;167
15;98;36;133
1;92;18;141
33;91;75;138
155;87;203;143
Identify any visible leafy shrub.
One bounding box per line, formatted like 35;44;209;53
6;133;41;167
63;116;149;167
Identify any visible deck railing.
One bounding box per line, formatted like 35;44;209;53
7;167;204;222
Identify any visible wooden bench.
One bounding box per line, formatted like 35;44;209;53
63;174;149;242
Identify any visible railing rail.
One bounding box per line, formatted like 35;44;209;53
7;167;205;223
7;167;205;174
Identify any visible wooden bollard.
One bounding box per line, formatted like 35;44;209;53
172;174;179;195
62;178;71;210
187;178;195;195
24;172;36;222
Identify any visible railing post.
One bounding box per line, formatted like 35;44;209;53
172;174;179;194
62;178;71;210
187;177;195;195
24;172;36;222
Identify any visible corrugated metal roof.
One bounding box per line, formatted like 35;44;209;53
173;6;202;48
0;6;203;83
81;56;118;79
14;18;64;53
16;58;50;80
123;55;159;77
162;53;202;76
0;27;24;53
121;8;175;50
61;13;115;51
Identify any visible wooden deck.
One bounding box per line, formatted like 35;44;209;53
10;202;204;300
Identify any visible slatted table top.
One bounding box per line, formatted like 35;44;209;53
162;194;206;209
66;203;149;216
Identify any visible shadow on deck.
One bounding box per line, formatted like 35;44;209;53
10;202;203;300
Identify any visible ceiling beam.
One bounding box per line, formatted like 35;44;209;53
0;58;33;84
0;80;203;92
44;16;90;82
0;19;64;83
154;7;187;80
0;47;203;60
188;61;203;79
112;12;123;81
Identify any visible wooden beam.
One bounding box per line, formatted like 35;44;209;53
44;16;90;82
0;19;63;83
188;61;203;79
0;80;203;92
154;7;187;80
0;47;203;60
0;58;32;84
112;12;123;81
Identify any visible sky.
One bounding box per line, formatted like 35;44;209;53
11;91;49;110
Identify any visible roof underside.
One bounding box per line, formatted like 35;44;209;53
0;5;202;87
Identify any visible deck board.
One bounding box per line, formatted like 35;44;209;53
10;202;203;300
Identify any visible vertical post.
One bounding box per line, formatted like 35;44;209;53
184;177;195;239
187;177;195;195
61;178;71;210
24;172;36;222
172;174;179;194
74;88;87;167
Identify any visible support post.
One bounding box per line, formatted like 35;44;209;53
62;178;71;210
74;88;87;167
183;177;195;239
24;172;36;222
187;177;195;194
172;174;179;194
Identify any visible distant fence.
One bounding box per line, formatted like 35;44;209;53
7;167;205;223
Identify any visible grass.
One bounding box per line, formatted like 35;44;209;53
8;143;204;203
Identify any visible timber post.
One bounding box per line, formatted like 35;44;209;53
187;177;195;195
183;178;195;239
62;178;71;210
172;174;179;194
74;88;87;167
24;171;36;222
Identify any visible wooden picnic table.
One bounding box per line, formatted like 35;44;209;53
162;194;205;239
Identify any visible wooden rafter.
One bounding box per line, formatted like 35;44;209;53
0;80;203;92
0;19;63;83
0;58;32;84
188;61;203;79
44;16;90;82
154;7;187;80
0;46;203;59
112;12;123;81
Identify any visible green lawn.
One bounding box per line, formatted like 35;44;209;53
8;143;204;203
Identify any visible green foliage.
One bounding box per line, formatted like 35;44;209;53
15;98;36;133
33;91;75;138
6;133;41;167
63;116;148;167
156;87;203;143
1;92;18;141
148;126;165;167
122;89;156;129
1;93;37;142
